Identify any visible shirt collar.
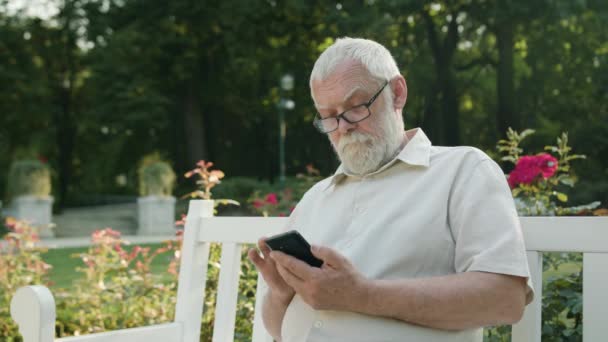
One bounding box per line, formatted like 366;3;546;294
325;128;432;190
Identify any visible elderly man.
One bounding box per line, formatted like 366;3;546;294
248;37;533;342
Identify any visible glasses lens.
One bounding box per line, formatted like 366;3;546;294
314;117;337;133
343;106;370;123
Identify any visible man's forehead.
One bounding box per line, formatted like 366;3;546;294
312;62;376;109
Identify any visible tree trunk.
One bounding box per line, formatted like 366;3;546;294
183;80;208;167
496;21;517;137
54;1;78;210
422;10;461;146
441;69;460;146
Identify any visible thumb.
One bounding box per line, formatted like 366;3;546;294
311;245;347;267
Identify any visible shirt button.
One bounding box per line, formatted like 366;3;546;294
314;320;323;328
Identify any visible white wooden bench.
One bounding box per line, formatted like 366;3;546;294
10;200;608;341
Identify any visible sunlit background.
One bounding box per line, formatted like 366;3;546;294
1;0;607;211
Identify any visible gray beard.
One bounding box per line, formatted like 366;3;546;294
334;121;403;175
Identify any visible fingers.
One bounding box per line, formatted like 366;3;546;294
270;251;317;280
247;248;263;267
276;263;303;291
258;237;271;253
310;245;348;267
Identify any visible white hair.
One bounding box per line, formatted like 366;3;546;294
309;37;401;90
313;38;406;175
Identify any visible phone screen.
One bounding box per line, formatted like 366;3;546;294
265;230;323;268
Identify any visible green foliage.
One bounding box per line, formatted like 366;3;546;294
248;164;322;216
2;0;607;209
137;154;176;197
211;177;271;210
496;128;536;164
542;260;583;341
0;218;52;341
6;160;51;200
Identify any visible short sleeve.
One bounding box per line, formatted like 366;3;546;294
448;158;534;304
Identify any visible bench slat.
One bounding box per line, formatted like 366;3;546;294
198;217;288;244
521;217;608;252
583;253;608;341
511;251;543;342
175;200;214;342
252;274;272;342
212;243;243;342
56;323;182;342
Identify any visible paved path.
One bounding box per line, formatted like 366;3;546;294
51;203;138;237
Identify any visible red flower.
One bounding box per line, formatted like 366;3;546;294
508;153;558;188
265;193;279;205
536;153;558;178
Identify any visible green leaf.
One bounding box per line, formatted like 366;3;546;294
213;199;240;207
556;192;568;202
559;177;575;187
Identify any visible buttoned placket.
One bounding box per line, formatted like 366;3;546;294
341;176;370;249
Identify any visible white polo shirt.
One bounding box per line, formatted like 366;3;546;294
281;128;533;342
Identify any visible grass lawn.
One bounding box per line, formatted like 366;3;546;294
44;243;174;289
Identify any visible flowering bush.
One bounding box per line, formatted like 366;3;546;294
249;164;322;216
54;228;180;336
0;218;52;340
183;160;226;200
497;128;601;216
181;160;239;213
486;128;603;342
250;190;296;217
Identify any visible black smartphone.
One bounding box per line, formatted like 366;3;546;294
264;230;323;268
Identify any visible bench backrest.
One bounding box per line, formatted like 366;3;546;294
10;200;608;341
512;216;608;342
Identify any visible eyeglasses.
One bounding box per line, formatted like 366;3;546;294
313;80;389;134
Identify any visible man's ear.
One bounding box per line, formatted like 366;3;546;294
391;75;407;111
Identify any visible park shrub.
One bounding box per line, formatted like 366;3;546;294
484;128;605;342
54;228;180;336
6;160;51;201
137;153;176;197
0;218;52;341
248;164;322;217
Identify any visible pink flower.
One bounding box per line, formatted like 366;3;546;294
175;214;187;227
252;200;264;208
508;153;558;188
265;193;278;205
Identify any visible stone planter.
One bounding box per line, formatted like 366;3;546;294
5;196;55;238
137;196;177;235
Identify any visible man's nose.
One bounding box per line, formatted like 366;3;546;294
337;117;356;134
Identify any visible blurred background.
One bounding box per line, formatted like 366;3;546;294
1;0;607;215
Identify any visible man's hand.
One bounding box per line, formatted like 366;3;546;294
248;238;295;305
270;245;368;311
